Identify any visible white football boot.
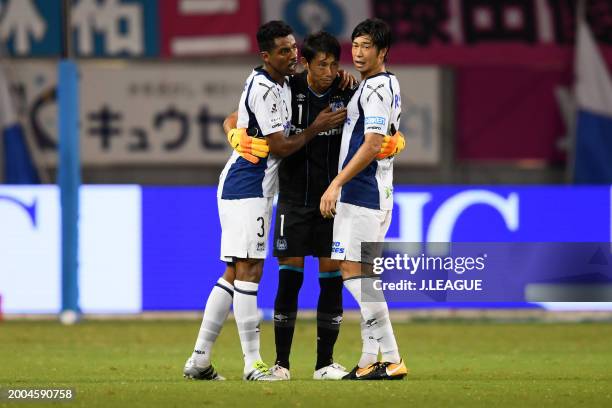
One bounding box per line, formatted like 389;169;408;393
270;364;291;380
243;361;283;381
183;357;225;380
313;362;349;380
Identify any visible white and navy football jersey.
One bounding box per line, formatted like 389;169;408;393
338;72;401;210
218;67;292;199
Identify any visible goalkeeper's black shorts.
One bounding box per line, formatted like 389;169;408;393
272;200;333;258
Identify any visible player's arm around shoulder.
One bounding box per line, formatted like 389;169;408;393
223;110;269;164
267;107;346;158
378;130;405;160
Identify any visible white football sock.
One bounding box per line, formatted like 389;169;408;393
359;317;379;367
344;278;401;365
192;277;233;367
233;280;262;373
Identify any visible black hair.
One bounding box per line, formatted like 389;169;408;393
301;31;341;63
351;18;392;61
257;20;294;53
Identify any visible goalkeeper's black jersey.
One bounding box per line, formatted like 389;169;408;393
278;71;356;207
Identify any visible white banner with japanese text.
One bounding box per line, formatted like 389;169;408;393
7;61;441;165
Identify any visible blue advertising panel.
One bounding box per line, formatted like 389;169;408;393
1;185;610;313
140;186;612;310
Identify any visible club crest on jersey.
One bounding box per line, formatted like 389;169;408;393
330;95;344;112
257;242;266;251
276;238;288;251
270;103;277;114
330;101;345;112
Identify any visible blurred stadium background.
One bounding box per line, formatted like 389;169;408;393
2;0;612;317
1;1;612;405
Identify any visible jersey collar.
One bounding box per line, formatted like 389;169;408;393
254;65;288;87
363;71;392;81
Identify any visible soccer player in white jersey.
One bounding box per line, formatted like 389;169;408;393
183;21;346;381
320;18;408;380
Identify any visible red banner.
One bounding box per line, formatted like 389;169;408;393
456;65;570;161
372;0;612;67
160;0;260;57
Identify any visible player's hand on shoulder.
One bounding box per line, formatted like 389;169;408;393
377;130;406;160
227;128;270;164
337;69;358;90
312;106;347;134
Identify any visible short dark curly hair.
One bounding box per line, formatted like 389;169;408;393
257;21;294;53
351;18;392;61
301;31;341;63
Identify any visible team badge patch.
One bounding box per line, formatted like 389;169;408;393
276;238;288;251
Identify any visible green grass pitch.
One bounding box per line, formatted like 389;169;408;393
1;319;611;407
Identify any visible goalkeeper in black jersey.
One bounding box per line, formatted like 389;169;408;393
225;31;405;380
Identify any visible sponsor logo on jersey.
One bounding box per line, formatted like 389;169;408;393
296;93;306;102
291;125;341;136
318;128;342;136
270;116;282;128
365;116;386;125
331;241;345;254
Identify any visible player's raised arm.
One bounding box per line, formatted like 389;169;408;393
266;106;346;158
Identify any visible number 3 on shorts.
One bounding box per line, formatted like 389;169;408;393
256;216;265;237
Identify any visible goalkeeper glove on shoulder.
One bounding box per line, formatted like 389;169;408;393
377;130;406;160
227;128;270;164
